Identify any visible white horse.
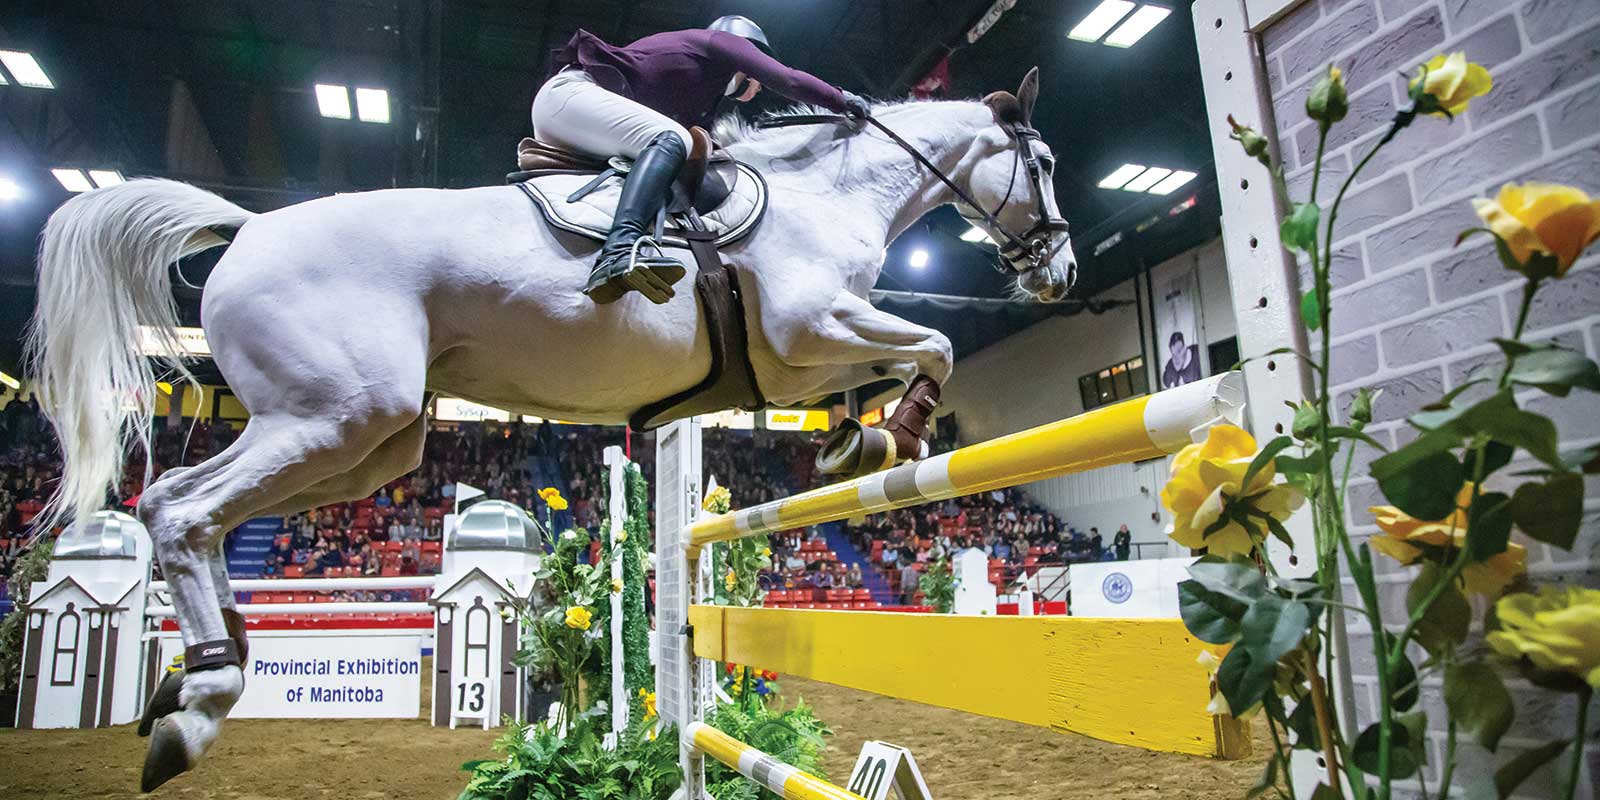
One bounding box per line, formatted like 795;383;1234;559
27;71;1074;789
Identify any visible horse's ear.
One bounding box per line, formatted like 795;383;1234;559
983;91;1024;126
1017;67;1040;125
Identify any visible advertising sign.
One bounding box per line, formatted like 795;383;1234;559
160;631;424;718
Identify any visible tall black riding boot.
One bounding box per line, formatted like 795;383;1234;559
585;131;689;305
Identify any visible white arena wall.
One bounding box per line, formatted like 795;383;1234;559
937;238;1235;553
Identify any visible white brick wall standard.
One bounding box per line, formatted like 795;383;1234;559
1257;1;1599;797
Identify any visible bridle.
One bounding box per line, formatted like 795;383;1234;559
754;111;1073;279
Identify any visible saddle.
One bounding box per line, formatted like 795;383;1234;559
507;127;768;432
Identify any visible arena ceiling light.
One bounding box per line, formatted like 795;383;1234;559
88;169;126;188
1121;166;1172;193
1096;163;1147;189
1066;1;1136;43
908;248;930;268
959;225;993;244
315;83;352;119
355;87;391;123
0;176;21;202
0;50;55;89
51;168;94;193
1147;169;1197;195
1103;5;1172;48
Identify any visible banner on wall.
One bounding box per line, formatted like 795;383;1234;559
1155;269;1204;390
764;408;830;432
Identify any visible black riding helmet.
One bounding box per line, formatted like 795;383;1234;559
708;14;773;56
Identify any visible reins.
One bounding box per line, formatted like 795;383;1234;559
752;110;1069;275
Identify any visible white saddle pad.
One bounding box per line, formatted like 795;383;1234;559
518;162;767;249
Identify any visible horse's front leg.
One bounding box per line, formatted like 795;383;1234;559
771;291;952;477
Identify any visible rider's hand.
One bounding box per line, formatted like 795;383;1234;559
841;91;871;129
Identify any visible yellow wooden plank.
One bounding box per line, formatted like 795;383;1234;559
690;606;1246;759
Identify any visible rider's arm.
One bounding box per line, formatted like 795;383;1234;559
705;31;847;111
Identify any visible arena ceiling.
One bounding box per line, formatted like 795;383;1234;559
0;0;1219;382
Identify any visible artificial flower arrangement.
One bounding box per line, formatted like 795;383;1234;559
460;476;680;800
701;483;838;800
1176;50;1599;800
918;554;956;614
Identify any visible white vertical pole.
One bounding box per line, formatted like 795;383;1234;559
603;445;628;736
1191;1;1348;796
653;418;705;798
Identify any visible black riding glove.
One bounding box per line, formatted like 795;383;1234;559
841;91;871;128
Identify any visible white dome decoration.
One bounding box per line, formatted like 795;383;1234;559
54;510;143;560
450;500;545;552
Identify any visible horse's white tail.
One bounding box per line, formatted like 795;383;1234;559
27;178;255;533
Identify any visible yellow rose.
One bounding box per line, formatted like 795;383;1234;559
1410;52;1491;117
610;578;624;593
1487;585;1600;689
1473;182;1600;275
1369;484;1526;598
639;688;658;720
724;570;738;590
563;606;592;631
615;530;627;543
1161;425;1303;557
547;495;569;511
703;485;732;514
538;487;561;501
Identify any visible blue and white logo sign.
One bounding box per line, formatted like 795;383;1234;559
1102;572;1134;604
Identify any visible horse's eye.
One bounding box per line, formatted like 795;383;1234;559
1039;156;1056;173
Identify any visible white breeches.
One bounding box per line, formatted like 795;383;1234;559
532;69;692;160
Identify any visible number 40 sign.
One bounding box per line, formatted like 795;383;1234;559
846;741;933;800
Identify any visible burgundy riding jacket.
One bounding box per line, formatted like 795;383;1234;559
550;28;848;129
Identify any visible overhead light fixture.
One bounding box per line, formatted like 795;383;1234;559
51;168;94;193
959;225;993;244
88;169;125;188
1104;5;1172;48
1147;169;1197;195
1121;166;1172;193
1067;1;1136;42
315;83;352;119
1097;163;1146;189
0;176;21;202
355;87;390;123
908;248;930;268
0;370;20;390
0;50;55;89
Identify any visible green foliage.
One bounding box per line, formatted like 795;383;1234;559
620;464;654;706
0;540;54;696
917;555;955;614
714;537;772;608
458;715;682;800
705;698;833;800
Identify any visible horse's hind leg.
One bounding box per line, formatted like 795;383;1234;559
137;388;424;790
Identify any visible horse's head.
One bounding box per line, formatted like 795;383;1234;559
961;67;1077;303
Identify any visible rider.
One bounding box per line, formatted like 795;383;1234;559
534;15;871;305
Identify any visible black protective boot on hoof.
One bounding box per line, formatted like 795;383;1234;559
585;131;689;305
138;668;185;737
142;717;192;792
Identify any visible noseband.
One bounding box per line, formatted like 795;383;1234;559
754;111;1072;280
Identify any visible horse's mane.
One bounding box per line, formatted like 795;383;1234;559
714;97;981;147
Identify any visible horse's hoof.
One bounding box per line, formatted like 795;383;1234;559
138;669;184;737
815;418;896;477
141;717;192;792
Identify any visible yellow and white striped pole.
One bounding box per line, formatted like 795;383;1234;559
689;371;1243;554
686;722;868;800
